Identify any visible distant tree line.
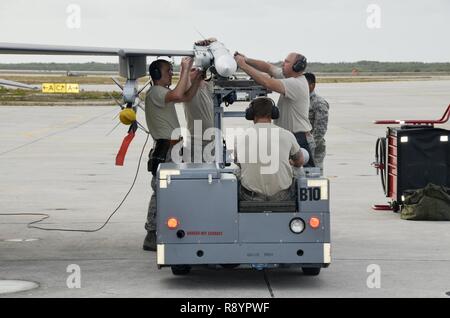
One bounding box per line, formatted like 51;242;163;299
0;62;118;72
305;61;450;73
1;61;450;73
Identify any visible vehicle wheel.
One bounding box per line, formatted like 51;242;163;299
391;201;400;213
221;264;240;269
302;267;321;276
171;265;191;276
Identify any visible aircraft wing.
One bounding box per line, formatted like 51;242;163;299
0;41;236;102
0;78;38;90
0;42;196;100
0;42;194;57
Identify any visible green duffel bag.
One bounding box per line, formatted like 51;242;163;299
401;183;450;221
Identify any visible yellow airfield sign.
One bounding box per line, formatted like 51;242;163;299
42;83;80;94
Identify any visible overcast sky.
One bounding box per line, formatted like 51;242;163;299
0;0;449;63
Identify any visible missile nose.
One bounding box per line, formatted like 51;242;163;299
215;55;237;78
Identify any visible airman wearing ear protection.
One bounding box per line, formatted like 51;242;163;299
143;57;202;251
234;52;315;167
235;97;308;202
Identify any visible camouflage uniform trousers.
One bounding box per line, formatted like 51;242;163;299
314;137;326;172
306;133;316;166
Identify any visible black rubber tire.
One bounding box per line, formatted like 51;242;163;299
171;265;191;276
302;267;321;276
391;201;400;213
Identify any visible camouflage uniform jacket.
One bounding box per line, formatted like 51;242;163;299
308;91;329;143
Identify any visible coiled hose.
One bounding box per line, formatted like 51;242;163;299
375;137;387;195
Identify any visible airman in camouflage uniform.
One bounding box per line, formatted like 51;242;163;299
304;73;329;173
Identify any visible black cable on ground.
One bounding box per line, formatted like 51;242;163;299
263;270;275;298
0;133;150;233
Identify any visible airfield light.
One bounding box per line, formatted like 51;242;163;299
309;217;321;229
167;217;179;230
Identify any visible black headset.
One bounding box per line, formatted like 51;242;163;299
292;55;307;73
245;97;280;121
149;60;162;81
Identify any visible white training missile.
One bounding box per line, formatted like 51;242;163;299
193;41;237;78
208;41;237;78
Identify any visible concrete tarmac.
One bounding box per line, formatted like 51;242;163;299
0;80;449;298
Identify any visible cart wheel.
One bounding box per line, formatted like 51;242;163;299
391;201;400;213
302;267;321;276
171;265;191;276
221;264;240;269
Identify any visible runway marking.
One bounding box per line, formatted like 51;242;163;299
0;258;151;262
2;257;449;263
333;258;450;262
0;280;39;295
0;108;115;156
22;115;84;138
1;238;40;242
